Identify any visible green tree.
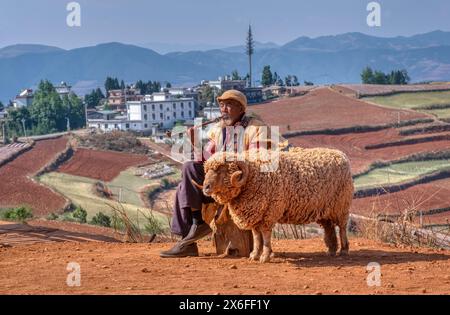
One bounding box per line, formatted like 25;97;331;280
272;72;279;85
165;82;172;88
6;106;31;137
85;88;105;109
231;70;241;80
261;65;273;87
361;66;375;84
292;75;299;86
388;70;409;85
29;80;65;134
0;101;4;112
120;80;125;90
373;71;387;84
284;75;292;87
199;85;217;107
63;93;85;129
104;77;120;96
135;80;145;94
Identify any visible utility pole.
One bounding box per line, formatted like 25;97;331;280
84;100;88;129
1;121;6;144
246;24;254;88
21;118;27;138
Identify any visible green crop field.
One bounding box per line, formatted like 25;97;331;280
38;172;169;227
354;159;450;188
108;167;179;206
364;91;450;120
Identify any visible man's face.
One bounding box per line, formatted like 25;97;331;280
219;99;244;126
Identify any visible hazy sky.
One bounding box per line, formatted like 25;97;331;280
0;0;449;50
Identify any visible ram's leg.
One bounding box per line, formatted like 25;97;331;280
338;220;349;256
259;229;273;263
319;219;338;256
248;229;262;261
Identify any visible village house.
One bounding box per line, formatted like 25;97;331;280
13;89;34;108
201;76;263;104
128;90;196;130
107;87;142;111
87;110;142;132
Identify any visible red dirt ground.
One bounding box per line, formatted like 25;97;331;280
0;236;449;294
57;148;149;181
249;87;430;133
351;177;450;223
0;137;68;215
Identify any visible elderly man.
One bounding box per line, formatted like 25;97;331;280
160;89;287;258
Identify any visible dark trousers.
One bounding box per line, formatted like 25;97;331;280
171;161;214;237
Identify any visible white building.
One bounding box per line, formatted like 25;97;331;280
13;89;34;108
127;91;196;130
87;110;145;132
55;81;72;97
203;106;221;120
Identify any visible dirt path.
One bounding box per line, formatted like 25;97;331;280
1;236;449;294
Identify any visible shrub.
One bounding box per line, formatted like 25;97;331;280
46;213;59;220
1;206;33;222
90;212;111;227
72;206;87;223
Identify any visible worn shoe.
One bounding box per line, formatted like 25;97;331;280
179;223;212;247
159;242;199;258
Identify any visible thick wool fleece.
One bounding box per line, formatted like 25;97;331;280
203;147;354;231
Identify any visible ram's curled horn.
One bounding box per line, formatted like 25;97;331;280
230;161;249;187
191;179;204;190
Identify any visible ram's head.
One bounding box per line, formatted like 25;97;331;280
196;152;249;204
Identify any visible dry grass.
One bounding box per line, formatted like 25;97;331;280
106;202;170;243
354;185;450;249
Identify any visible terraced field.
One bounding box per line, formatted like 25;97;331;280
249;87;429;133
253;88;450;227
354;159;450;188
38;172;168;227
364;90;450;121
57;148;149;181
0;137;68;215
288;128;450;174
351;177;450;226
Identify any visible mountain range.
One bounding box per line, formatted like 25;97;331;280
1;30;450;103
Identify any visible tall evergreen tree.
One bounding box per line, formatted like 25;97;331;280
361;66;375;84
261;65;273;86
231;70;241;80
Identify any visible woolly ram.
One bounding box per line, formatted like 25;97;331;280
200;147;354;263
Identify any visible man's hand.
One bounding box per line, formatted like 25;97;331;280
186;125;200;145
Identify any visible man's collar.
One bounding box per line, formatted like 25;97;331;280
233;112;250;128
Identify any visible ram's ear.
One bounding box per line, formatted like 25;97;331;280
230;161;249;187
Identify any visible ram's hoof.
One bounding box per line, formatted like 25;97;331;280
259;254;271;263
328;251;337;257
339;250;349;256
248;252;260;261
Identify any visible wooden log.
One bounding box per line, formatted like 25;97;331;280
202;203;253;257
